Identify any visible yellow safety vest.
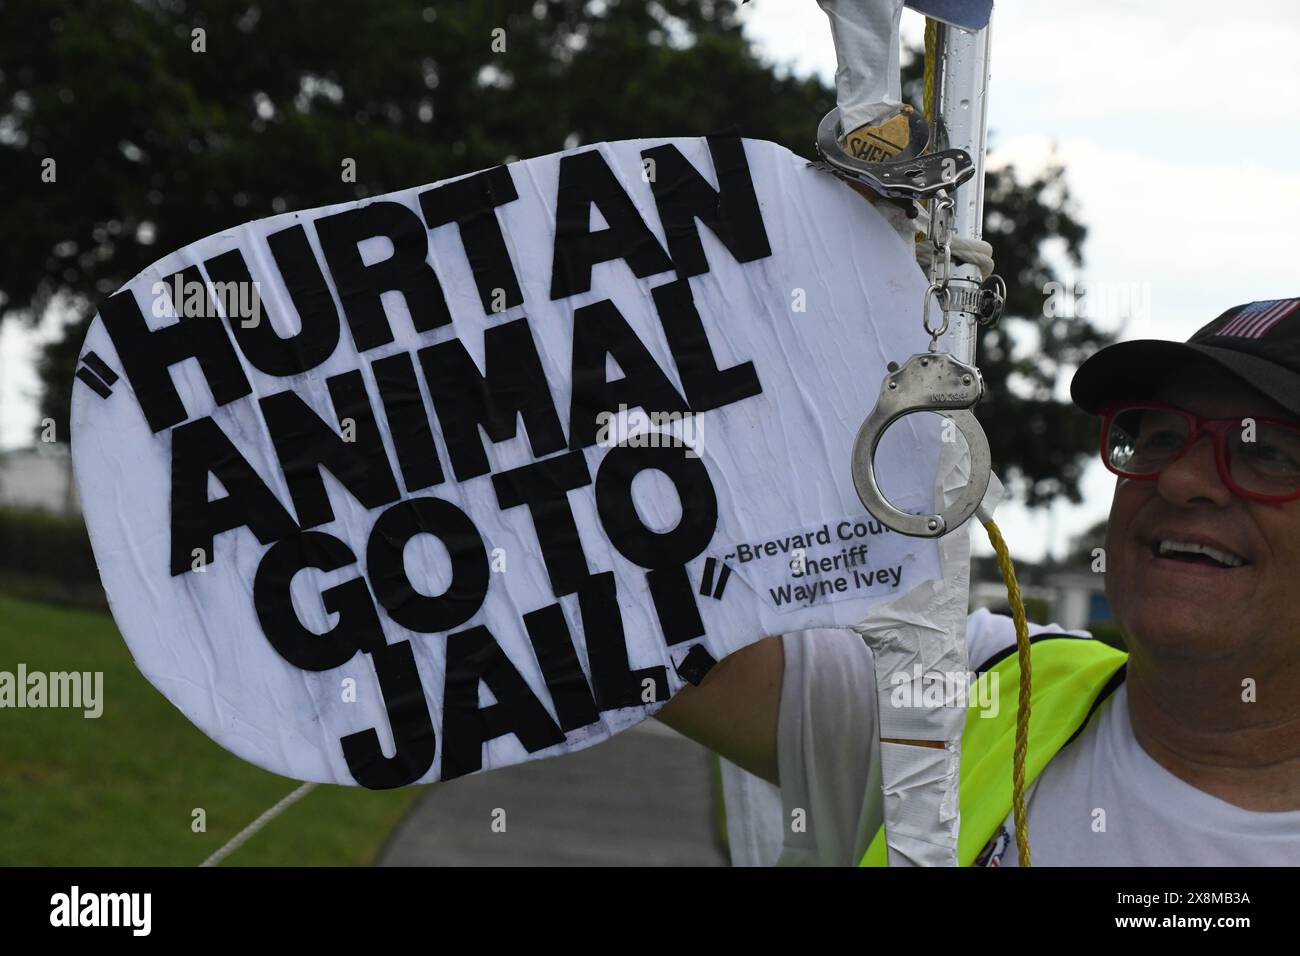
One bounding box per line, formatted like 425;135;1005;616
859;635;1128;866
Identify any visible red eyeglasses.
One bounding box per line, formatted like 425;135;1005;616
1099;400;1300;503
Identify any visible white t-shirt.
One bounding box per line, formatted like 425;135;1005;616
776;607;1300;866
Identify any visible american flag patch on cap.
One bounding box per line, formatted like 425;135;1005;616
1214;298;1300;339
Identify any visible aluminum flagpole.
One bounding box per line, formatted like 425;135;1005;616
818;0;1000;867
928;13;995;368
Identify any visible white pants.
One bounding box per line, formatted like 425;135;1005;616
817;0;907;131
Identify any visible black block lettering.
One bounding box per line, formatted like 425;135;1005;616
100;268;252;432
550;149;674;300
647;564;706;646
204;225;341;376
253;531;385;670
641;130;771;277
569;298;690;450
419;317;565;482
366;497;489;633
340;640;438;789
260;370;401;529
372;350;445;493
575;572;667;710
595;443;718;570
441;625;566;780
492;451;593;598
521;602;601;732
315;201;452;351
418;165;524;316
170;416;298;575
651;278;762;412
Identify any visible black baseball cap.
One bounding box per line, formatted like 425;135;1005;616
1071;298;1300;419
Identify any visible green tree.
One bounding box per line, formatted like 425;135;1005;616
3;0;1111;507
6;0;830;435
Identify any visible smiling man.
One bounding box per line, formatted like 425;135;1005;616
656;298;1300;865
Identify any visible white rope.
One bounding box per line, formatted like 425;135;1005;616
199;782;317;867
915;233;995;280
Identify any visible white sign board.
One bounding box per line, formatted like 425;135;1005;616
70;133;943;787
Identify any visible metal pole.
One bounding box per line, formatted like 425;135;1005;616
933;12;994;367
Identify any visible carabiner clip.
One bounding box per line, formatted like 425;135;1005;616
851;352;992;537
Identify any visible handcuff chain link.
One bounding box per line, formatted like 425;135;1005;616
922;190;956;347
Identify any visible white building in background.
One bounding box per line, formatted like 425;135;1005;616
0;445;80;515
1043;569;1112;631
970;568;1110;631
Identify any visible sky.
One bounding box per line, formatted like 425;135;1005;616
3;0;1298;560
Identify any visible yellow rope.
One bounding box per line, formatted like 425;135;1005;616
917;18;938;244
982;517;1032;866
923;18;938;125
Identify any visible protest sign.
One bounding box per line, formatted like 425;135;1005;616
70;132;943;787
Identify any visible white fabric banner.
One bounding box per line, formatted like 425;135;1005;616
70;134;945;788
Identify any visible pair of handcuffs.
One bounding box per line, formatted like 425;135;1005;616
812;107;1005;538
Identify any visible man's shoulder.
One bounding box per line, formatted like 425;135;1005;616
965;607;1095;672
782;609;1096;673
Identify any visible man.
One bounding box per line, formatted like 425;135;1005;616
657;299;1300;865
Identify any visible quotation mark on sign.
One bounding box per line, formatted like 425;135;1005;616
75;352;119;399
699;557;732;600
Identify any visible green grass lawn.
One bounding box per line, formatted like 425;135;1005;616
0;593;423;866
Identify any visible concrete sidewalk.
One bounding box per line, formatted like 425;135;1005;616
377;721;729;866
